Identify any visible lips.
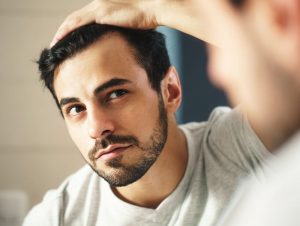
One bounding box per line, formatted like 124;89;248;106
94;144;132;160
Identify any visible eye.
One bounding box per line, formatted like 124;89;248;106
66;105;86;117
107;89;128;101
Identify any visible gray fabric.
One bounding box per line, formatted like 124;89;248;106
23;107;271;226
217;131;300;226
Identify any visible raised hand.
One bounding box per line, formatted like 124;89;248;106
51;0;160;46
50;0;222;47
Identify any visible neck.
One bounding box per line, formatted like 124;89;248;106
112;122;188;208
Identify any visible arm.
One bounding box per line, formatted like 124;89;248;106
51;0;221;46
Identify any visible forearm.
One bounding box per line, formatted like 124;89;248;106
51;0;220;46
154;0;222;45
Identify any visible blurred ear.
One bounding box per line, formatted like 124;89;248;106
161;66;182;113
243;0;300;74
269;0;300;70
270;0;300;34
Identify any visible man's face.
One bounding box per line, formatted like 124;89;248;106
53;33;168;187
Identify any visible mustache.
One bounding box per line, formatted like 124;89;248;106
89;134;139;161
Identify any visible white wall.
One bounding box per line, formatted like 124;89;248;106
0;0;90;218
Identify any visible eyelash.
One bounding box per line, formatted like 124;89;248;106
105;89;129;103
65;105;86;117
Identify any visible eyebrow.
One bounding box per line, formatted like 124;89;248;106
59;97;80;109
94;78;131;96
59;78;131;108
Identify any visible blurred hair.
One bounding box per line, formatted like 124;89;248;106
230;0;246;7
37;23;171;111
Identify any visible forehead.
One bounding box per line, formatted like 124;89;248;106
53;33;149;98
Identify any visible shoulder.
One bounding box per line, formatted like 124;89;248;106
179;106;240;158
44;165;95;201
181;106;270;172
207;106;267;151
208;106;244;129
23;165;98;225
203;106;255;144
180;106;238;139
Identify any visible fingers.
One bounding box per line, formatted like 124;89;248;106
49;0;158;47
50;4;95;47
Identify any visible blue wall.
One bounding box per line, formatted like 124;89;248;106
158;27;228;124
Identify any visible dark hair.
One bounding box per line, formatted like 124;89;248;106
37;23;171;110
230;0;245;8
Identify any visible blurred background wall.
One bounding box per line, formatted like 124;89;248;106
0;0;227;225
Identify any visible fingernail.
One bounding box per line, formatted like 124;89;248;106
50;36;60;48
50;38;57;48
50;39;55;47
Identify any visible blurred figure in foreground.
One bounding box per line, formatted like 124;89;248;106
210;0;300;225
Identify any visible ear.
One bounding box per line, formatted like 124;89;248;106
270;0;300;31
161;66;182;113
269;0;300;71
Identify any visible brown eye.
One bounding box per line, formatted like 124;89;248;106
107;89;128;101
67;105;85;116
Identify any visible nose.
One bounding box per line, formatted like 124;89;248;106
87;107;115;139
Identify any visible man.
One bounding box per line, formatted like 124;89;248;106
51;0;300;150
23;24;270;225
50;0;300;225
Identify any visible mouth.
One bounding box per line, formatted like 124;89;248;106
94;144;133;161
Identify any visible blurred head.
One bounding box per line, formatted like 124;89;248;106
37;24;182;186
207;0;300;146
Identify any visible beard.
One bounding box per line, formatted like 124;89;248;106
87;94;168;187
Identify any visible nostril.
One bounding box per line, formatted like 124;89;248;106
101;139;109;149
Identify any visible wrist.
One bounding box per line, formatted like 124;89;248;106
151;0;172;26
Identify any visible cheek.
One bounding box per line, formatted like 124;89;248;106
116;98;160;141
66;122;92;157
